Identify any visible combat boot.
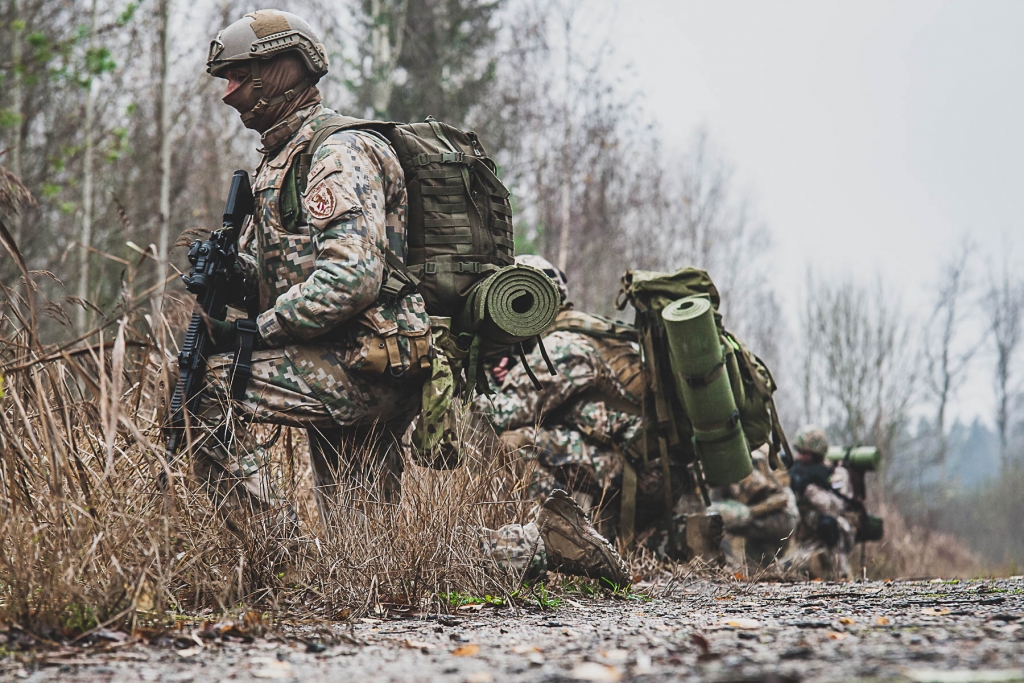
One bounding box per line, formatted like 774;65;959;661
538;489;630;587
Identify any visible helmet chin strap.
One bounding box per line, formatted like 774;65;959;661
239;59;313;127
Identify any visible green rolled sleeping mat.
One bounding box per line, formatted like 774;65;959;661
826;446;881;472
459;264;561;345
662;296;753;486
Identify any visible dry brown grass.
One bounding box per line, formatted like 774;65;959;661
0;262;535;639
857;498;986;580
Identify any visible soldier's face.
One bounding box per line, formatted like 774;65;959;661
223;67;250;98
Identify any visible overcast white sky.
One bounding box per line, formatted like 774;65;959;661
598;0;1024;423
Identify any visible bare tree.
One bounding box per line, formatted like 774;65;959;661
922;241;979;475
983;253;1024;469
800;276;918;483
76;0;100;330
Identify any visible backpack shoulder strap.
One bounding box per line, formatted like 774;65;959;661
295;114;390;195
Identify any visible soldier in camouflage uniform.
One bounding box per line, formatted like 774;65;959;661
709;444;798;568
476;256;714;559
195;10;431;527
783;425;860;579
192;12;632;587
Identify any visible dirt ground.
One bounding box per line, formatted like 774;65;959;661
3;577;1023;683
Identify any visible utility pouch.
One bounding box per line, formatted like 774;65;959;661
347;306;432;376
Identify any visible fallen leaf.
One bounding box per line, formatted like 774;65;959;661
714;595;734;601
465;673;493;683
723;618;760;630
452;644;480;656
403;639;436;651
511;644;542;654
458;604;485;612
242;611;266;637
838;617;856;625
921;607;952;616
690;633;710;655
570;662;622;681
733;572;747;581
827;632;848;640
876;617;890;625
176;646;202;658
811;578;823;583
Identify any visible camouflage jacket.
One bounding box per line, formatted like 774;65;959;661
477;311;643;441
237;104;430;380
721;447;792;519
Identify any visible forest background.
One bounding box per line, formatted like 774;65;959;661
1;0;1022;572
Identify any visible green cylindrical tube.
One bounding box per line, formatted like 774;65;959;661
662;296;752;485
460;264;561;345
826;446;881;472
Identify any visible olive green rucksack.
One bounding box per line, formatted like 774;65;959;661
282;114;515;318
616;268;791;473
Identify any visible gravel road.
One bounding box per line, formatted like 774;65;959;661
4;578;1024;682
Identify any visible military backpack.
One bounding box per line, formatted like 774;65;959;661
282;114;515;318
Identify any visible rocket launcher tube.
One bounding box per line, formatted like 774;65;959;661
662;296;753;486
826;446;881;472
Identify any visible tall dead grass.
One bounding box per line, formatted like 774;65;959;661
0;261;530;638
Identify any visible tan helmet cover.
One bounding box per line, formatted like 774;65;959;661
515;254;569;306
793;425;829;458
207;9;328;81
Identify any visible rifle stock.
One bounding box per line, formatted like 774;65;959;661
165;170;254;462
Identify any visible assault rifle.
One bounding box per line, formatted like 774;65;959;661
165;170;255;461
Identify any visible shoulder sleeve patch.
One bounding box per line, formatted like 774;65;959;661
306;180;337;220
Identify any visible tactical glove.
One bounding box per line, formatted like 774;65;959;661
208;318;237;354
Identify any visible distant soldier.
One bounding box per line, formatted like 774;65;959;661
710;445;798;568
476;255;717;560
784;425;860;579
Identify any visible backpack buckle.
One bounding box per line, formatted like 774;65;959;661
441;152;465;163
424;262;438;275
454;261;481;274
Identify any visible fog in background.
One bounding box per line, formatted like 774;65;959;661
603;0;1024;424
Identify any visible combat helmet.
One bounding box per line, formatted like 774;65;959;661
793;425;829;458
516;254;569;306
207;10;328;79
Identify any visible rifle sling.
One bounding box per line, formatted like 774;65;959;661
230;319;259;400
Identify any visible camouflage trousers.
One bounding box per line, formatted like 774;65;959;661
188;348;421;528
500;408;710;559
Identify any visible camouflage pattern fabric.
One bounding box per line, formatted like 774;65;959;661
785;463;860;580
477;329;642;433
237;103;431;392
477;325;714;557
189;103;427;523
192;348;420;523
711;447;798;567
477;520;547;578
